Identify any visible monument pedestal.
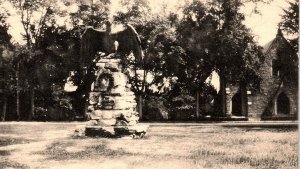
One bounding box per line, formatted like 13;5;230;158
85;54;147;137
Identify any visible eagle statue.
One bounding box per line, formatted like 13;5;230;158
80;21;143;69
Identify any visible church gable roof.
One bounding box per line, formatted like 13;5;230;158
262;29;295;56
262;29;298;84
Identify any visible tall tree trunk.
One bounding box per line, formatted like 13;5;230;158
1;94;7;121
240;81;248;117
220;73;227;116
28;88;35;120
16;63;20;121
196;90;200;119
138;94;143;121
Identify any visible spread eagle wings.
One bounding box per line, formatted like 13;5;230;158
80;24;143;69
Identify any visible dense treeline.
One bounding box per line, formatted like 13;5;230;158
0;0;296;121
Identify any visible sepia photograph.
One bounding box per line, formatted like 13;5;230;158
0;0;298;168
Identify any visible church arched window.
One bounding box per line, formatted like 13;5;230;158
272;59;281;77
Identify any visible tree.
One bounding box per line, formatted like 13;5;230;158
67;0;113;117
113;0;158;120
113;0;199;120
174;0;264;117
69;0;110;28
4;0;56;120
279;0;299;51
0;11;13;121
176;1;217;118
207;0;264;116
4;0;85;120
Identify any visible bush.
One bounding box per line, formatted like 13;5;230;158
143;96;169;121
169;93;196;120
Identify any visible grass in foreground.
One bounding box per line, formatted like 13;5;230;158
0;123;297;169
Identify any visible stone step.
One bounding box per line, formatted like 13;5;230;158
85;126;115;137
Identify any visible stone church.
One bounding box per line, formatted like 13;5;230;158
226;29;298;120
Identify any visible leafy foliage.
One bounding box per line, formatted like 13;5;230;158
176;1;216;91
279;0;299;51
0;0;280;120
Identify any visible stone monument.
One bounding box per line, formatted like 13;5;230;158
84;53;147;138
76;23;147;138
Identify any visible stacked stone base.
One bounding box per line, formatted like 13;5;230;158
85;54;147;137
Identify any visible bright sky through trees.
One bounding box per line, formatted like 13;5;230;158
1;0;289;46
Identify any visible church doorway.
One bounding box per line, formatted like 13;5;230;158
276;92;290;114
231;92;242;116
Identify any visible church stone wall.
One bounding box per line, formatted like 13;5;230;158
226;33;298;120
248;46;283;119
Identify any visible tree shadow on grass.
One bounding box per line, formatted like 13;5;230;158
0;150;11;156
0;159;29;169
0;137;32;147
34;140;143;161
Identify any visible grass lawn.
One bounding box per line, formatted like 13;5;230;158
0;122;297;169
